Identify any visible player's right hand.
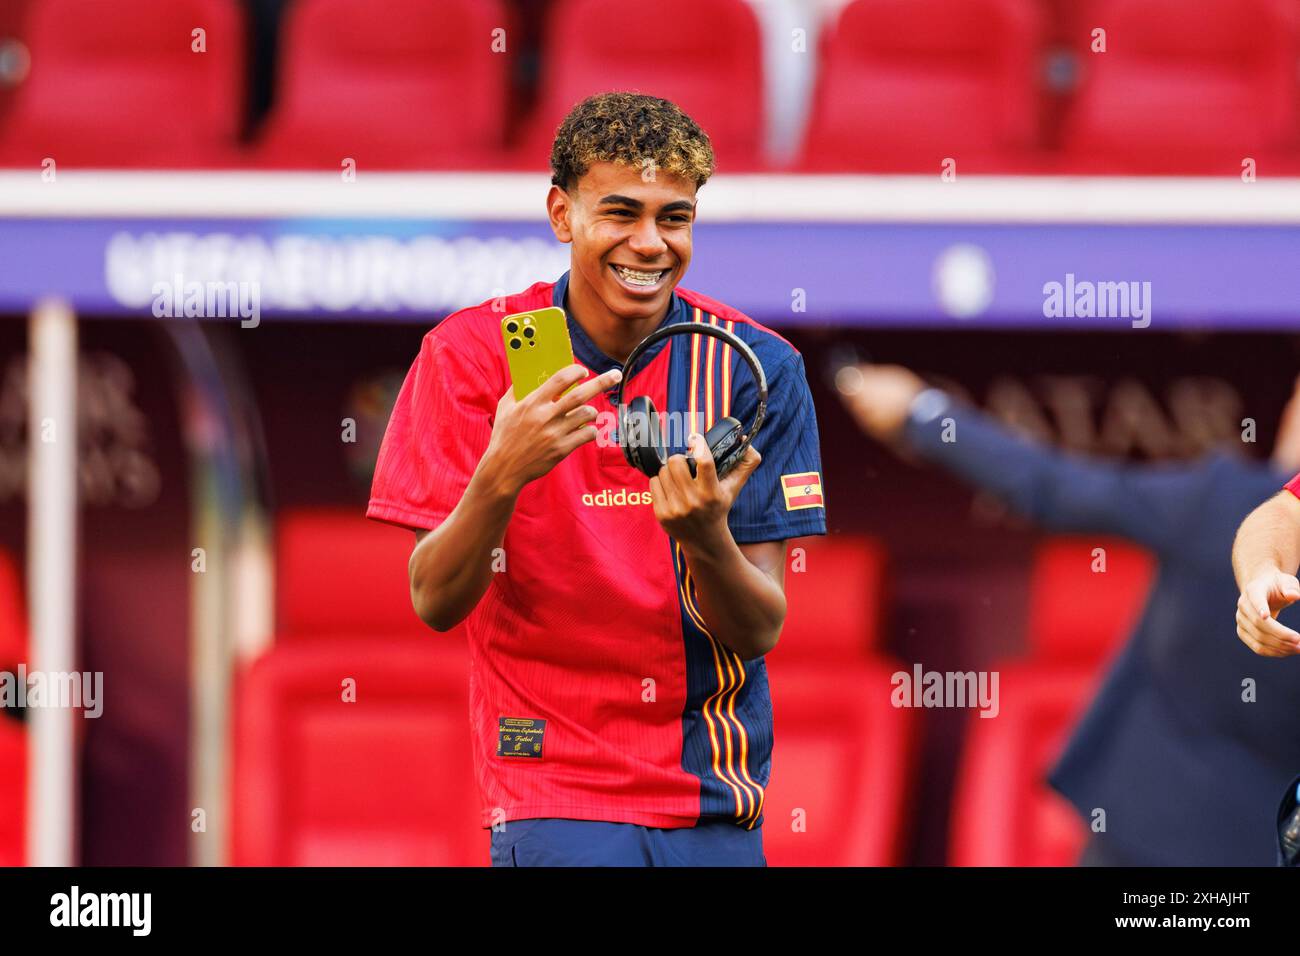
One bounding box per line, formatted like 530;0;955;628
482;363;622;497
1235;569;1300;657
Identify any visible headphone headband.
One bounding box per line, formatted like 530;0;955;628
614;320;768;467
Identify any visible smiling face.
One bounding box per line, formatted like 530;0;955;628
547;160;697;326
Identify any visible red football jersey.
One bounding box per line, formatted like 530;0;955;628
367;274;827;829
1286;473;1300;499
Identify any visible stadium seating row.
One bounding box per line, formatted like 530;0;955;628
2;0;1299;174
0;515;1155;866
231;508;1153;866
0;510;1155;866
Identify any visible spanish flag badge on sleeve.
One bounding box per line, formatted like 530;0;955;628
781;471;825;511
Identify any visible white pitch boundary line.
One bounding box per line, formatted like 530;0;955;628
3;171;1300;224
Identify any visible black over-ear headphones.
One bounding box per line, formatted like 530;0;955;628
615;322;767;480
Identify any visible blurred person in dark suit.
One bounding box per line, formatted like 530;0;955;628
838;364;1300;866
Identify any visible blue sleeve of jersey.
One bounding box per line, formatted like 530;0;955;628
727;351;828;544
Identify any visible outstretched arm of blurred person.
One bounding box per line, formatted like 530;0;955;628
836;363;1211;556
1232;490;1300;656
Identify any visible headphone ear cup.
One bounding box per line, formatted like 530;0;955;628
623;395;666;477
703;416;745;477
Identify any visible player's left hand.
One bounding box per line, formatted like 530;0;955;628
650;432;760;547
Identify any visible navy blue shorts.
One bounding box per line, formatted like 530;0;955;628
488;818;767;867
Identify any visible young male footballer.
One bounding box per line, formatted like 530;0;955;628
367;92;827;866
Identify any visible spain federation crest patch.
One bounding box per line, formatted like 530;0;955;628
781;472;824;510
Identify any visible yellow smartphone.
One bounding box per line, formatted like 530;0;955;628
502;307;578;401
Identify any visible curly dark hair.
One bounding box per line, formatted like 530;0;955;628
550;92;716;191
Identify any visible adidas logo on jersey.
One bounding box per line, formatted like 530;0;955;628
581;488;654;507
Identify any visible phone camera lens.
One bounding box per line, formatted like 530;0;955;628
505;321;519;334
509;338;522;350
523;327;535;339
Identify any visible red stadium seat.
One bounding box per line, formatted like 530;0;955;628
948;664;1098;866
797;0;1044;172
763;658;919;865
515;0;765;172
1025;537;1153;664
0;547;26;670
0;1;35;130
766;535;918;863
1059;0;1300;174
0;717;23;866
275;507;429;640
947;536;1152;865
0;548;25;866
0;0;244;169
780;534;889;658
252;0;510;170
230;638;481;866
